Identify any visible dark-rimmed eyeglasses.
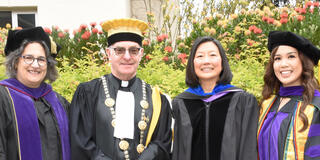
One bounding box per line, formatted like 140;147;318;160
21;55;47;66
110;47;142;57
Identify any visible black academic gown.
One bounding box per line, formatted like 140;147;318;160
172;88;259;160
0;85;70;160
70;74;172;160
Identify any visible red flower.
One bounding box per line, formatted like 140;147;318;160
92;28;99;34
0;37;2;42
262;16;268;22
80;24;87;30
314;2;320;7
58;32;65;38
64;29;69;33
297;15;305;21
156;34;168;42
249;25;257;32
280;18;288;24
177;53;188;64
309;8;314;13
98;30;103;34
156;35;163;42
300;8;307;14
145;55;151;60
280;13;288;18
164;46;173;53
81;31;91;40
90;22;97;28
253;28;262;34
267;17;274;24
54;26;59;30
162;56;169;62
306;1;313;8
142;39;149;46
43;27;52;34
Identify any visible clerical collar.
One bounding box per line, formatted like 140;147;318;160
279;85;320;97
111;74;136;90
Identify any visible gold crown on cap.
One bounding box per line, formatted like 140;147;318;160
101;18;148;37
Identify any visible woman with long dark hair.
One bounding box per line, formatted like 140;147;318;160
258;31;320;160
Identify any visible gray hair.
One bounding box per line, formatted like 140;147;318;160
5;40;59;83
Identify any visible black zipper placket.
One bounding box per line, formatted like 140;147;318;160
205;102;211;160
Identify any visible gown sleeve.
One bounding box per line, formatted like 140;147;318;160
138;94;172;160
237;92;259;160
0;87;8;160
70;82;112;160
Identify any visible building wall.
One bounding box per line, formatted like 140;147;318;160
0;0;131;30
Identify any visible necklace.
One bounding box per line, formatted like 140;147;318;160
101;76;149;159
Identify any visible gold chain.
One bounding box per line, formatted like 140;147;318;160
101;76;149;160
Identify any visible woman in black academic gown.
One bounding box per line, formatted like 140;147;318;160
172;36;259;160
258;31;320;160
0;27;70;160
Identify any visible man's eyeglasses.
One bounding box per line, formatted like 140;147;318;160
21;55;47;66
110;47;142;57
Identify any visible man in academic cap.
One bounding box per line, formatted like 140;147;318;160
70;18;172;160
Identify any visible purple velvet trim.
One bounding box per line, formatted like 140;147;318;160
279;86;320;97
0;78;70;160
8;87;43;160
202;89;242;103
305;145;320;158
308;124;320;137
258;111;289;160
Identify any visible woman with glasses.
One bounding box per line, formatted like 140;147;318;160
258;31;320;160
0;27;70;160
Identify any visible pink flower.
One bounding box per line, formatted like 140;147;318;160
142;39;149;46
249;25;257;32
145;55;151;60
43;27;52;34
300;8;307;14
164;46;173;53
156;34;168;42
177;53;188;64
280;18;288;24
90;22;97;28
92;28;98;34
262;16;268;22
305;1;313;8
309;8;314;13
64;29;69;33
280;13;288;18
267;17;274;24
253;28;262;34
98;30;103;34
80;24;87;30
314;2;320;7
54;25;59;30
81;31;91;40
58;32;65;38
162;56;169;62
297;15;305;21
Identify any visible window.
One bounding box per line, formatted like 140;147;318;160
0;11;36;28
17;14;35;28
0;11;12;28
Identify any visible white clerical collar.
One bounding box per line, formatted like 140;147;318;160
121;80;129;87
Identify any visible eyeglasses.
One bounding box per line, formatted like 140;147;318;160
21;55;47;66
110;47;142;57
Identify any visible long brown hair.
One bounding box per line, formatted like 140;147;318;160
261;46;319;131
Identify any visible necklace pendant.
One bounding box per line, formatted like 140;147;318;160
119;140;129;150
136;144;145;153
140;100;149;109
111;119;116;127
105;98;115;107
138;120;147;130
